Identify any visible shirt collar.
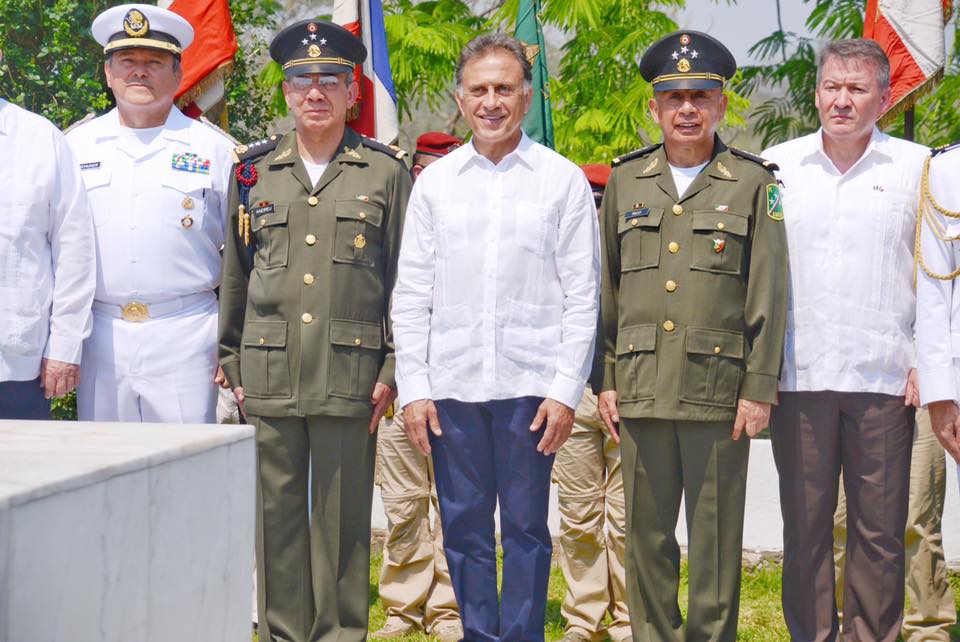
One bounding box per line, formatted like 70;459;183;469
455;130;537;174
808;126;890;165
99;105;191;144
0;99;9;135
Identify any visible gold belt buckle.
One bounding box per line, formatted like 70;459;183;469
121;302;150;322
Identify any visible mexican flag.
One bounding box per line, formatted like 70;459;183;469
515;0;554;148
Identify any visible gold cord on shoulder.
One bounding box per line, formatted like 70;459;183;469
915;155;960;284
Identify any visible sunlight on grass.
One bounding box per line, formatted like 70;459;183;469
250;552;960;641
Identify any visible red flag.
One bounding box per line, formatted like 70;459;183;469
864;0;952;123
167;0;238;118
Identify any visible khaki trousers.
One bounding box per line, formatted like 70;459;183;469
553;390;630;641
375;413;459;632
621;418;749;642
834;407;956;641
252;414;376;642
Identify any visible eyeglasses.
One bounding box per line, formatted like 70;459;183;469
289;74;342;91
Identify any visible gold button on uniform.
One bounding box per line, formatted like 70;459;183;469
663;320;676;332
359;212;367;219
301;313;313;324
630;219;639;227
303;274;315;285
717;222;726;230
668;241;680;254
307;196;319;206
672;204;684;216
714;346;722;354
628;344;634;351
665;280;677;292
259;337;265;346
353;338;362;346
305;234;317;246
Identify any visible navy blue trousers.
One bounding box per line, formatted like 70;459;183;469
430;396;554;642
0;378;50;419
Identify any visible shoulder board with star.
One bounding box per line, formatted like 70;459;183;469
931;141;960;157
729;147;779;172
233;134;282;164
360;136;409;161
200;116;239;145
612;143;661;167
62;112;96;135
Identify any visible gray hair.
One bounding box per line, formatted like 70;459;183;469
817;38;890;90
455;33;533;92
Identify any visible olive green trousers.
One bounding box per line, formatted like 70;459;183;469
252;414;376;642
620;418;749;642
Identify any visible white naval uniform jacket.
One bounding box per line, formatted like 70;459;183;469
917;147;960;407
65;106;235;306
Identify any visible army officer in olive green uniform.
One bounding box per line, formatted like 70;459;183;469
218;20;412;642
596;31;788;642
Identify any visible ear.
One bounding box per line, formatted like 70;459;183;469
522;85;533;115
104;60;114;89
346;77;360;108
648;97;660;126
879;85;892;112
718;92;729;120
454;90;466;119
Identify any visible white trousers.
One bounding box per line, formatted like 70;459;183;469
78;295;219;423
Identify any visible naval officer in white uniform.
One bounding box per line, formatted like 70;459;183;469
67;4;235;422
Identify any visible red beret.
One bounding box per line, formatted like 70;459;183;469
416;132;463;157
581;164;611;189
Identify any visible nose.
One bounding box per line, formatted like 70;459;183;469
835;87;852;108
481;87;501;109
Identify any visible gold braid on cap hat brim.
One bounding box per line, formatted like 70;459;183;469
282;57;355;70
652;72;726;85
915;155;960;283
104;38;182;55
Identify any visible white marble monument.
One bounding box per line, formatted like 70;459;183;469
0;420;255;642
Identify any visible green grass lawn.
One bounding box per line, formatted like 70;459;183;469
254;552;960;641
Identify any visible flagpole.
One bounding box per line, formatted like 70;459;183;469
904;107;915;142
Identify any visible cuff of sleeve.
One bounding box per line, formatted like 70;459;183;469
547;372;586;410
919;366;958;406
398;374;431;411
600;360;617;393
740;372;778;404
377;354;396;390
43;334;83;365
221;360;242;390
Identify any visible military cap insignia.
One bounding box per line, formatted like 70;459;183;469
308;44;322;58
642;156;660;174
680;34;691;46
123;9;149;37
766;183;784;221
677;58;691;73
307;22;318;33
716;161;733;179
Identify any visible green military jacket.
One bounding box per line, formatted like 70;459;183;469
219;127;411;418
599;137;788;422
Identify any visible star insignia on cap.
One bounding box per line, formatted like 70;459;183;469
319;38;327;45
680;45;689;54
671;50;679;60
691;50;699;59
309;33;317;40
301;38;308;45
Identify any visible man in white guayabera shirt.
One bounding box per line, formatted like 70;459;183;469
762;39;928;642
391;34;600;642
0;51;96;419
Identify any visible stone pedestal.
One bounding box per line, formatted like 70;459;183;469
0;420;255;642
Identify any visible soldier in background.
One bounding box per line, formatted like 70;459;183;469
373;131;463;642
218;19;411;642
553;163;630;642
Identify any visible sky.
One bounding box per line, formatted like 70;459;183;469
672;0;814;65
